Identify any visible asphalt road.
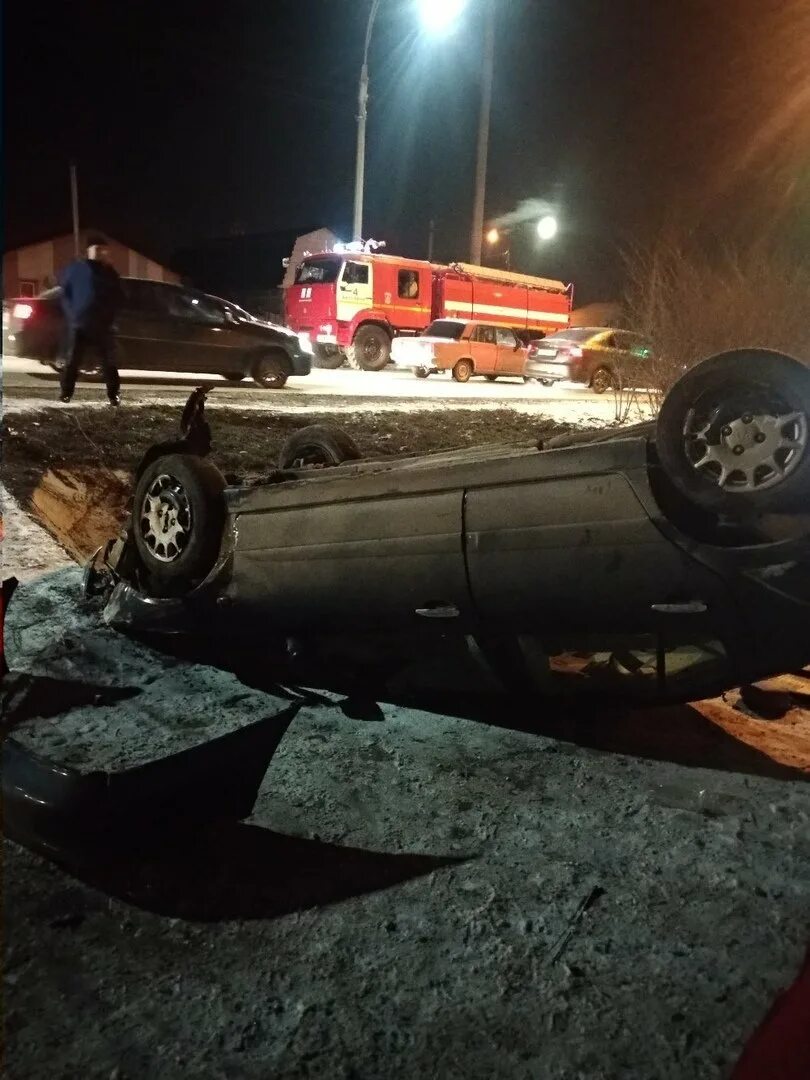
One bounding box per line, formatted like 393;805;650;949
2;356;645;422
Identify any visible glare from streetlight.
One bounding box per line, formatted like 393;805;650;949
485;227;500;245
416;0;467;33
536;215;558;241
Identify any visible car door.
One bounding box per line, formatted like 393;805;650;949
463;463;742;700
495;326;523;375
115;280;181;371
470;324;498;373
162;287;247;374
229;481;473;633
615;332;653;389
336;260;373;325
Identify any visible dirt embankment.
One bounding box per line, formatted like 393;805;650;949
3;406;573;559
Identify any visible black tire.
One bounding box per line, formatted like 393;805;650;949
252;351;290;389
346;325;391;371
485;375;498;383
132;454;226;596
656;348;810;515
415;368;430;379
452;358;474;383
590;366;614;394
222;372;245;383
278;424;363;470
541;379;554;387
312;344;345;369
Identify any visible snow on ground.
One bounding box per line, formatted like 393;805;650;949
4;563;810;1078
0;482;73;581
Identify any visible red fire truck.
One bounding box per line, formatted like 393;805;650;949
284;250;573;370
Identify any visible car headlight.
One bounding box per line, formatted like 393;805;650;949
297;332;313;354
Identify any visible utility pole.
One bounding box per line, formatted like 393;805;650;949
70;162;81;256
353;0;381;242
469;0;495;265
427;218;435;261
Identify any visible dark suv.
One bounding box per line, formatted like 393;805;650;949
524;327;653;393
2;279;312;389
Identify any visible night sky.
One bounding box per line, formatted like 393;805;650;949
5;0;810;303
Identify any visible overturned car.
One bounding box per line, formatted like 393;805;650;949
90;349;810;704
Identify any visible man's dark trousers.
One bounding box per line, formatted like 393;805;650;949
60;325;120;401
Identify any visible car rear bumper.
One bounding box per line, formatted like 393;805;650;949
524;359;579;383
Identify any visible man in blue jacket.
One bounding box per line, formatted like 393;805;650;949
58;237;124;405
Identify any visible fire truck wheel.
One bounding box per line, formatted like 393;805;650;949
415;368;430;379
453;359;474;383
485;375;498;382
347;325;391;371
312;344;345;369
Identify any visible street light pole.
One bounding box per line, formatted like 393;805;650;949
353;0;381;242
469;0;495;265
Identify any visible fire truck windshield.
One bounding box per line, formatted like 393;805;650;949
295;258;342;285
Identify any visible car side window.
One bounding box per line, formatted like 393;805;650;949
343;262;369;286
474;325;496;345
122;280;165;315
601;332;617;349
398;270;420;299
496;327;518;348
166;288;224;325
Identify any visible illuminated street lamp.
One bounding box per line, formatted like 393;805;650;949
353;0;467;241
536;214;558;241
485;226;500;245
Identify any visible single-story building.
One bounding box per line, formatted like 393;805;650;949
3;230;179;298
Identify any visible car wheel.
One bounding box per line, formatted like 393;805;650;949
522;376;537;384
485;375;498;382
656;348;810;515
415;368;430;379
132;454;226;596
590;366;614;394
312;344;345;369
541;379;554;387
49;357;101;377
278;424;363;469
453;359;474;383
252;351;289;389
346;325;391;371
222;372;245;383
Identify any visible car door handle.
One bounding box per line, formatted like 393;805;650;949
415;602;460;619
650;601;707;614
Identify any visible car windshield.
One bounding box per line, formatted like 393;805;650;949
541;328;601;344
222;300;254;321
295;258;341;285
424;320;466;340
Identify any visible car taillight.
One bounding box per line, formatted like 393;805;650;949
12;303;33;320
560;346;583;359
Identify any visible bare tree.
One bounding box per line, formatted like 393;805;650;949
622;239;810;412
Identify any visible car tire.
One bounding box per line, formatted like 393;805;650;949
453;359;474;383
132;454;226;596
278;424;363;469
312;344;345;370
415;368;430;379
222;372;246;383
590;366;614;394
252;351;290;389
346;325;391;371
485;375;498;382
656;348;810;516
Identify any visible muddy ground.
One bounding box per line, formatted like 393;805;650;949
3;403;570;506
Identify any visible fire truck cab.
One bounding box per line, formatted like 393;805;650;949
284;250;571;371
